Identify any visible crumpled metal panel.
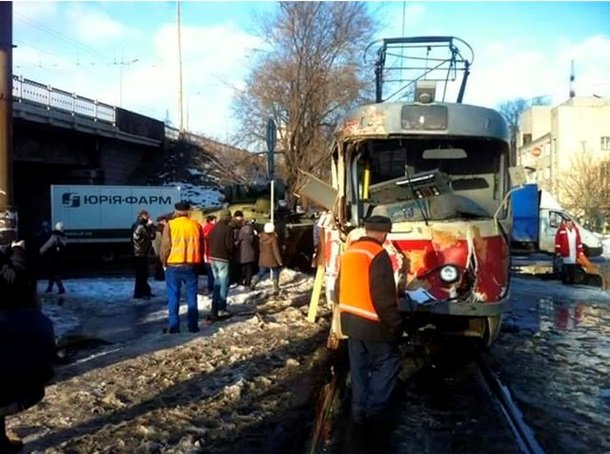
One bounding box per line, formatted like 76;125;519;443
336;105;388;139
392;223;509;303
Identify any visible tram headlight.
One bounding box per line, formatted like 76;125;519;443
439;265;459;284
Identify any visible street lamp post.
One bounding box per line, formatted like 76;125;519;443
119;58;138;107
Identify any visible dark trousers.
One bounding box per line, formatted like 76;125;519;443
561;263;578;284
133;255;152;298
203;262;214;292
240;262;255;287
44;260;64;293
347;338;400;424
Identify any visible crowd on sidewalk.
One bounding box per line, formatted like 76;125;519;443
131;202;285;334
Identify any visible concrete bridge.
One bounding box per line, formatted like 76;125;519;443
10;75;248;242
11;76;194;240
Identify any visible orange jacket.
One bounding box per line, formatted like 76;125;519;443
339;240;385;321
160;215;203;265
338;237;403;342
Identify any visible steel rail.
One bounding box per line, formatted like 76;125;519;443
474;350;545;454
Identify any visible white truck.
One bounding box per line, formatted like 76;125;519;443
50;184;181;261
511;183;603;256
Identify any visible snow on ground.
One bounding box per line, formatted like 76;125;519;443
601;236;610;258
11;270;331;453
166;182;224;209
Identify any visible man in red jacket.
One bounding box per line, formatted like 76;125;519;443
554;219;583;285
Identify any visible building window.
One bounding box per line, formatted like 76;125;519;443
602;136;610;151
522;133;532;146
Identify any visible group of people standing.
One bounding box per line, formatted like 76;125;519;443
136;202;284;334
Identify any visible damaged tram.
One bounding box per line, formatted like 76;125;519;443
304;37;514;346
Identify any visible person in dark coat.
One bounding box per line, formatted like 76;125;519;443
250;222;283;295
0;241;56;453
131;210;156;299
235;218;258;287
39;221;67;294
228;210;245;286
206;208;234;322
33;221;51;276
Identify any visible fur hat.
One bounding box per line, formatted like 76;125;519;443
174;201;191;211
264;222;275;233
55;221;64;232
364;215;392;233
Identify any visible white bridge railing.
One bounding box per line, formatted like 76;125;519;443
12;75;182;141
12;75;116;124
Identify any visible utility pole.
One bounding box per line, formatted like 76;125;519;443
0;2;17;245
176;1;185;133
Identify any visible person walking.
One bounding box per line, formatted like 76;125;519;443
236;218;257;287
131;210;156;299
159;201;203;333
39;221;67;294
554;218;584;285
202;215;216;293
1;240;56;453
229;210;245;286
250;222;283;295
337;215;403;428
206;208;234;323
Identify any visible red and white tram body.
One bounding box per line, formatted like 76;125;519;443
313;100;512;346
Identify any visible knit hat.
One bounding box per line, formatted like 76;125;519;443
264;222;275;233
174;201;191;211
364;215;392;233
55;221;64;232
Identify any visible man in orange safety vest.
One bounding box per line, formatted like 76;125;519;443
338;215;403;427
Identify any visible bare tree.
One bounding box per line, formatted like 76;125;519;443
497;96;549;165
233;2;377;201
556;151;610;231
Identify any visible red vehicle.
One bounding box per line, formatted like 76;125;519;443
303;37;516;346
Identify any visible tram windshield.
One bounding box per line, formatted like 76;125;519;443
354;137;508;222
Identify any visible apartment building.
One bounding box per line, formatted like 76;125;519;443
517;96;610;200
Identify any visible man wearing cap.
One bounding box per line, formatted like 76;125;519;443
131;210;156;299
206;208;235;323
337;215;403;427
159;201;203;333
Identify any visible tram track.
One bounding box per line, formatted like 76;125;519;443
474;349;544;454
304;336;544;454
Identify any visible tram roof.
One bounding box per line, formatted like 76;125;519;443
335;101;510;142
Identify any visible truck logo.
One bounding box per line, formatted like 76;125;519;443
62;192;80;207
60;192;172;207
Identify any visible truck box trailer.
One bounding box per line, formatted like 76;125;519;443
50;184;181;261
510;183;602;256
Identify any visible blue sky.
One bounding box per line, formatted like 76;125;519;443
12;1;610;143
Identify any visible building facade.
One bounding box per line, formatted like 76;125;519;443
517;97;610;200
